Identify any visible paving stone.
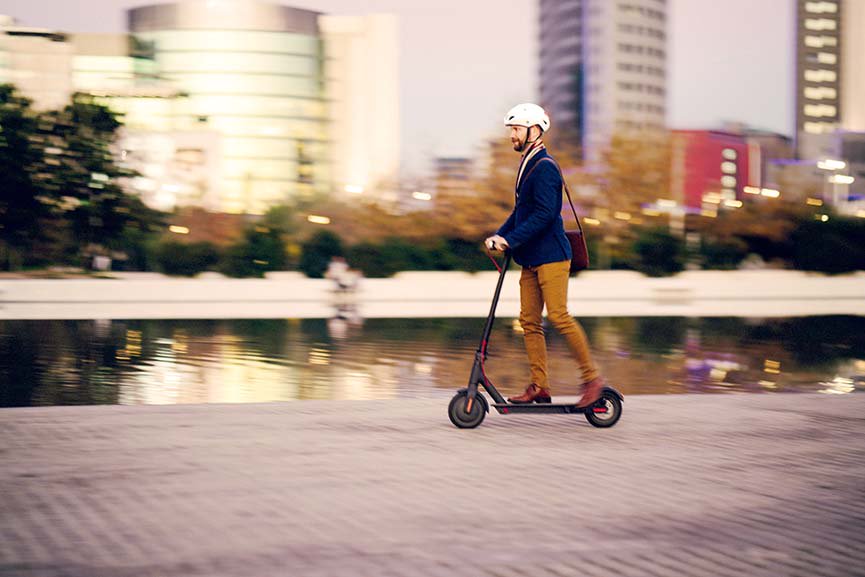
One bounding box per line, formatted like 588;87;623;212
1;393;864;576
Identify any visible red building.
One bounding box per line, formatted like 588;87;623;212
671;130;761;209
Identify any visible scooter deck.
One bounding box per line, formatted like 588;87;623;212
492;403;605;415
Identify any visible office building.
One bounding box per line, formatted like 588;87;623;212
128;1;330;214
539;0;668;163
320;14;400;200
0;15;73;110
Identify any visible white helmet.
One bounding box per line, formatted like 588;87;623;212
504;103;551;133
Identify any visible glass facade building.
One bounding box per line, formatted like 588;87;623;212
129;1;329;213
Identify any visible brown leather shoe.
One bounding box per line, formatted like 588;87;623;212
508;383;552;404
576;377;603;408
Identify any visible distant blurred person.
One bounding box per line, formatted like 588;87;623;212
325;256;353;291
485;103;603;407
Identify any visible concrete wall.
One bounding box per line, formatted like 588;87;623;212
2;270;864;320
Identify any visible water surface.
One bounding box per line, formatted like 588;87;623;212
2;316;864;407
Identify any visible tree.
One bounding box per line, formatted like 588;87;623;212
36;93;143;264
0;85;49;269
599;130;672;221
0;85;166;269
221;225;288;278
631;227;686;277
299;229;344;278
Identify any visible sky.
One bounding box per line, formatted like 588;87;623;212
0;0;795;177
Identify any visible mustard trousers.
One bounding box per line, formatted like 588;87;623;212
519;259;598;391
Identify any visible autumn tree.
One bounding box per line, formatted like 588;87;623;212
599;129;672;219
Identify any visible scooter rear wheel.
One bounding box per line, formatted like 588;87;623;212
584;392;622;428
448;391;486;429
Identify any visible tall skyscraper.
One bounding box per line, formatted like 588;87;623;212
793;0;865;206
539;0;668;163
795;0;843;159
840;0;865;132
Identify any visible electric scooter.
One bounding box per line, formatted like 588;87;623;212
448;250;623;429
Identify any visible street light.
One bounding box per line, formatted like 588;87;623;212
817;159;846;171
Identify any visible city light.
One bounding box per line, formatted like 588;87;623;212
764;359;781;375
614;211;632;221
657;199;677;208
817;159;846;170
744;186;761;195
701;209;718;218
583;218;601;226
724;199;743;208
857;211;865;219
345;185;364;194
761;188;781;198
806;197;824;206
815;214;830;222
307;215;331;225
168;225;190;234
829;174;854;184
412;191;432;201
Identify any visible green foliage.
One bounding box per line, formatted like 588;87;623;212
699;237;748;270
345;242;398;278
631;227;686;277
434;238;491;272
0;85;46;269
220;226;288;278
0;84;165;270
153;240;220;276
299;229;343;278
791;217;865;274
344;237;493;278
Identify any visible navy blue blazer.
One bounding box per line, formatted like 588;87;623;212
496;148;571;267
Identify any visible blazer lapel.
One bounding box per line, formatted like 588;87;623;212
516;148;548;197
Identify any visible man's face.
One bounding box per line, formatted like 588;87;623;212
509;125;528;151
508;125;539;152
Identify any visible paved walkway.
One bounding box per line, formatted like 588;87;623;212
1;393;864;577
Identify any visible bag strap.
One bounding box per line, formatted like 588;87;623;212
529;157;586;238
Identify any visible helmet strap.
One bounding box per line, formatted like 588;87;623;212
516;126;542;152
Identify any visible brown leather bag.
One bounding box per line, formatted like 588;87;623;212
535;158;590;272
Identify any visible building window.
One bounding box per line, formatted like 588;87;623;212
805;1;838;13
817;52;837;64
804;103;837;117
721;161;737;174
803;121;830;134
804;69;837;82
804;18;837;31
721;176;737;189
804;35;837;48
805;86;838;99
722;148;737;160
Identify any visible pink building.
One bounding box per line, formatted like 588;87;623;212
671;130;761;209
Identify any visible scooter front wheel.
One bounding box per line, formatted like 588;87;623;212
448;391;486;429
584;391;622;428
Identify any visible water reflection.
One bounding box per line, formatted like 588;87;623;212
1;316;864;407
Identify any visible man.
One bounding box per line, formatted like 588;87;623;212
485;102;602;407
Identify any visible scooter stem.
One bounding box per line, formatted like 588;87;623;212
478;252;512;350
